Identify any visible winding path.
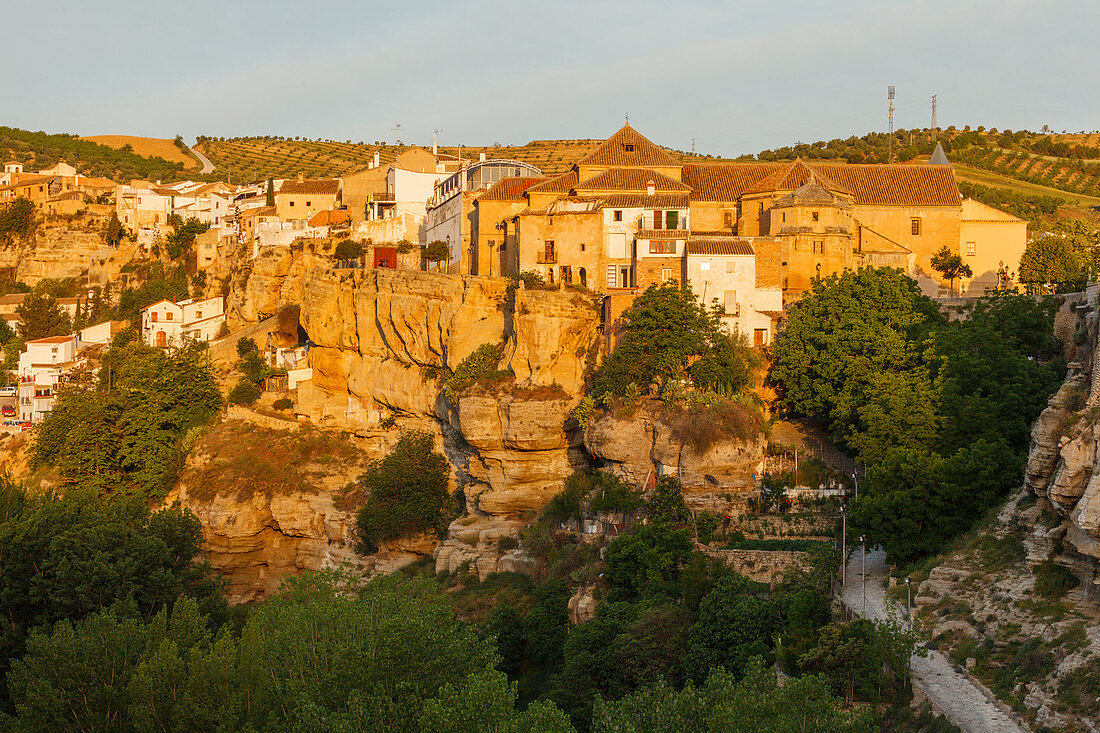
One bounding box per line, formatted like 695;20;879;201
841;548;1030;733
188;143;215;174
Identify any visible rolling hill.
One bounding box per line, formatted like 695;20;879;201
0;126;195;182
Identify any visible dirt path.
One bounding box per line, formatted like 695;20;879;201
841;548;1030;733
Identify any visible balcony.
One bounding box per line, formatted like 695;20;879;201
537;251;558;264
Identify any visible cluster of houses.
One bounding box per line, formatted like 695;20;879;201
2;125;1027;377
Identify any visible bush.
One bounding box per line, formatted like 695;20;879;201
1033;560;1079;599
272;397;293;411
334;239;362;260
423;240;449;263
355;430;454;553
227;381;262;405
444;343;510;404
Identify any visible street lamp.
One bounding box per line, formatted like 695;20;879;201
861;535;867;616
905;576;912;627
840;503;847;587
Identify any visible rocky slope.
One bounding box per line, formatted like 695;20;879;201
0;211;129;285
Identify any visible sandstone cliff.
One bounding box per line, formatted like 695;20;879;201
1024;295;1100;592
0;213;132;285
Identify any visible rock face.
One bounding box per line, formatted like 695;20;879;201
0;215;130;285
584;401;765;504
225;243;332;330
1024;298;1100;594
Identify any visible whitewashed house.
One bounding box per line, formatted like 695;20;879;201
684;234;781;346
16;334;79;423
140;297;226;348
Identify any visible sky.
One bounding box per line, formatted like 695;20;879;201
3;0;1099;158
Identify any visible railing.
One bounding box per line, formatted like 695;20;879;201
536;251;558;264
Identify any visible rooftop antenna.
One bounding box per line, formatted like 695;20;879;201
887;86;896;163
625;113;629;125
392;123;402;146
691;138;695;155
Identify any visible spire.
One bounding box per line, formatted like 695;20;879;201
929;142;951;166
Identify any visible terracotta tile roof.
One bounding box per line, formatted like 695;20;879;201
773;182;852;208
477;176;550;202
743;159;852;196
240;206;276;219
598;193;691;209
636;228;689;240
577;124;681;168
814;163;961;206
573;168;690;193
0;174;56;192
686;235;755;256
681;163;784;201
525;170;578;194
0;294;26;305
27;335;75;345
278;178;341;195
308;209;351;227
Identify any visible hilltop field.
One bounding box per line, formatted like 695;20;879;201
81;134;197;167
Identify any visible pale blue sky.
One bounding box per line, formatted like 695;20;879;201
3;0;1098;157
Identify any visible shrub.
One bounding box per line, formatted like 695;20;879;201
1033;560;1079;599
334;239;362;260
227;381;262;405
647;476;690;525
423;240;449;263
444;343;510;404
355;430;453;553
272;397;293;411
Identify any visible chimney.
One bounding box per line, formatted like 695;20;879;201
373;151;380;168
479;152;486;162
297;172;304;183
646;180;655;196
432;141;438;156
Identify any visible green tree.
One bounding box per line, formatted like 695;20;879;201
104;211;124;246
355;430;453;553
592;281;755;399
335;238;363;261
0;198;36;242
423;240;449;264
1018;232;1086;291
686;574;777;681
15;290;72;341
265;176;275;207
418;669;574;733
645;475;690;525
930;245;973;296
604;523;694;602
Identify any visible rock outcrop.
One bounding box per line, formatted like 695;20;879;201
0;214;130;285
584;401;765;509
1024;295;1100;594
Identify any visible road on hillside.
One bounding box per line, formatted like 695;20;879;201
188;143;215;174
841;548;1030;733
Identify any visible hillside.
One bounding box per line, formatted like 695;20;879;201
194;136;722;180
0;126;194;182
81;134;198;167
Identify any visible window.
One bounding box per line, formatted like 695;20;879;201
724;290;739;315
649;240;675;254
754;329;767;347
621;266;632;288
666;210;678;229
151;312;158;322
813;241;824;254
725;261;737;273
966;241;976;256
624;143;635;152
306;200;311;207
911;218;921;235
652;210;663;229
580;243;586;252
289;201;295;207
699;262;710;271
196;311;202;319
662;268;673;282
782;212;786;223
166;312;174;321
722;212;734;228
758;202;764;214
812;211;819;222
613;210;622;222
607;265;617;288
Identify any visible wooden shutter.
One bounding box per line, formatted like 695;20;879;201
666;210;677;229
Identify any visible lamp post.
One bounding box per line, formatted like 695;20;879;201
840;503;847;587
861;535;866;616
905;576;912;627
